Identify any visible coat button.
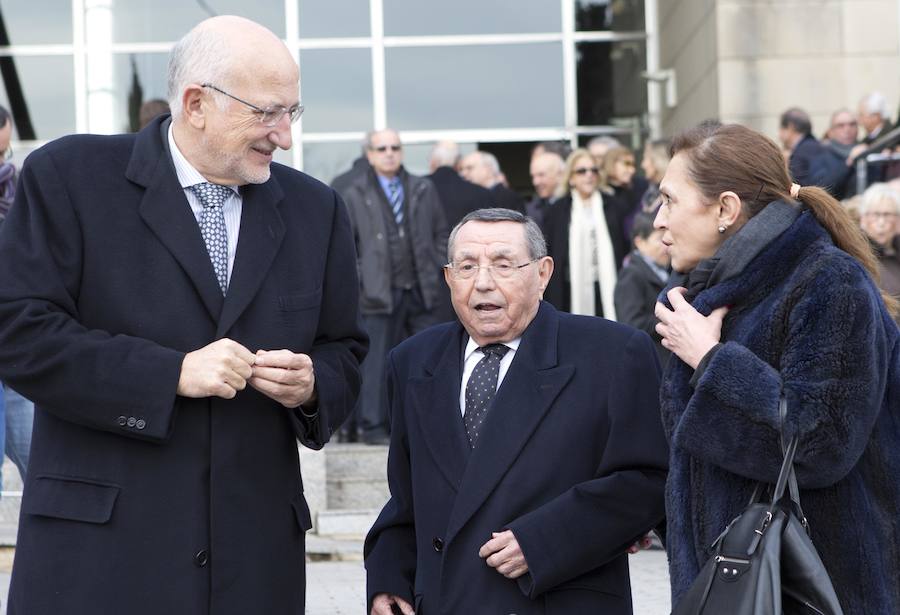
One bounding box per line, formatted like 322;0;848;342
127;417;136;427
136;419;146;430
117;416;127;426
432;537;443;552
194;550;209;567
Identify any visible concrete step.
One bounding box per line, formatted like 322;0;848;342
323;443;390;511
306;534;364;562
316;509;379;540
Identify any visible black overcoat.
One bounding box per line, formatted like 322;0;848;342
365;302;668;614
0;116;367;614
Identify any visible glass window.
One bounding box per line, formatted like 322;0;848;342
302;141;366;186
576;0;645;32
300;49;373;133
107;1;285;43
576;40;647;126
0;1;73;44
299;0;370;38
0;55;75;140
386;44;564;131
384;0;560;36
89;53;170;134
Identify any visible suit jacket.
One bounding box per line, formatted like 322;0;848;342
542;193;628;315
364;302;668;615
490;183;526;214
789;134;827;187
427;166;495;322
342;168;448;315
0;116;367;615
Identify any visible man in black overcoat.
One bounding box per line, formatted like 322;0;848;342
0;16;366;614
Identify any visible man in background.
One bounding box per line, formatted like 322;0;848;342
525;151;564;228
341;129;448;444
460;150;525;213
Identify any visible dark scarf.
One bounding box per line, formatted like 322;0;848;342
664;199;802;304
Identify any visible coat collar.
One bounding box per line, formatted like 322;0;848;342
412;302;575;545
126;116;285;332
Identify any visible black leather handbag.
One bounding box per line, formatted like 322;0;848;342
672;400;844;615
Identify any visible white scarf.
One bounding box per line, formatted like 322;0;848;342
568;191;618;320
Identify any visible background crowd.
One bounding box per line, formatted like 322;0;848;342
324;91;900;444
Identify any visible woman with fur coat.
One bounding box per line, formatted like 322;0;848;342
653;121;900;613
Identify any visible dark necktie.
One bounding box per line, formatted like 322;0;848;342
388;177;403;225
464;343;510;448
190;182;232;294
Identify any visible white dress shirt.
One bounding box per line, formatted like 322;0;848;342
459;336;521;416
167;124;243;283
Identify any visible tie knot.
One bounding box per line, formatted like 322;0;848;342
190;182;233;209
479;343;510;359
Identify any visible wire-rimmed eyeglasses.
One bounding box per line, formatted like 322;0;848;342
444;259;539;280
201;83;304;127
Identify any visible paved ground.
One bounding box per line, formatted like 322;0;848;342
308;549;671;614
0;550;670;614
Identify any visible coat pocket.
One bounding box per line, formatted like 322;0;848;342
290;495;313;532
23;474;121;524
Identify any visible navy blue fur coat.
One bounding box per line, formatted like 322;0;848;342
661;211;900;613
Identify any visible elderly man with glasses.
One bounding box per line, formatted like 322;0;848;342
365;208;667;615
0;16;367;615
337;128;448;445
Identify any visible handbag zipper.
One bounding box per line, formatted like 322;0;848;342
714;555;750;565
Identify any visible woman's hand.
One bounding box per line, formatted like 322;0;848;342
655;287;729;369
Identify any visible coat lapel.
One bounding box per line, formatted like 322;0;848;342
409;325;471;490
215;179;285;337
129;118;224;322
444;303;574;545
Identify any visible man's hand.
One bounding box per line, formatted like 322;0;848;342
627;533;655;554
249;349;316;408
478;530;529;579
655;287;729;369
177;338;255;399
371;593;415;615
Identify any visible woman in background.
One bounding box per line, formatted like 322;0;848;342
543;148;626;318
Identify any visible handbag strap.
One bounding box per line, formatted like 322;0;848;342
779;396;809;528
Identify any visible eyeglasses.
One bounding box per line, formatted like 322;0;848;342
573;166;599;175
201;83;303;127
371;144;402;153
445;259;539;280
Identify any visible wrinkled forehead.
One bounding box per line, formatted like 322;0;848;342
452;221;529;260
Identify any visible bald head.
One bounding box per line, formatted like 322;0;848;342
168;16;297;120
167;16;300;186
530;152;564;199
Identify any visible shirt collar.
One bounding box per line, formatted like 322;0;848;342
167;123;239;194
463;335;521;362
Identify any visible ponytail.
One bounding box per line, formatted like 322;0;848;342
796;185;900;318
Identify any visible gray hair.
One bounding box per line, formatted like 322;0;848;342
860;182;900;216
430;140;460;168
860;91;888;117
447;208;547;263
364;128;400;149
167;25;232;120
478;151;501;176
587;135;622;150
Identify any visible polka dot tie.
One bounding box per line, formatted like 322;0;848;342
464;343;510;448
190;182;232;295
